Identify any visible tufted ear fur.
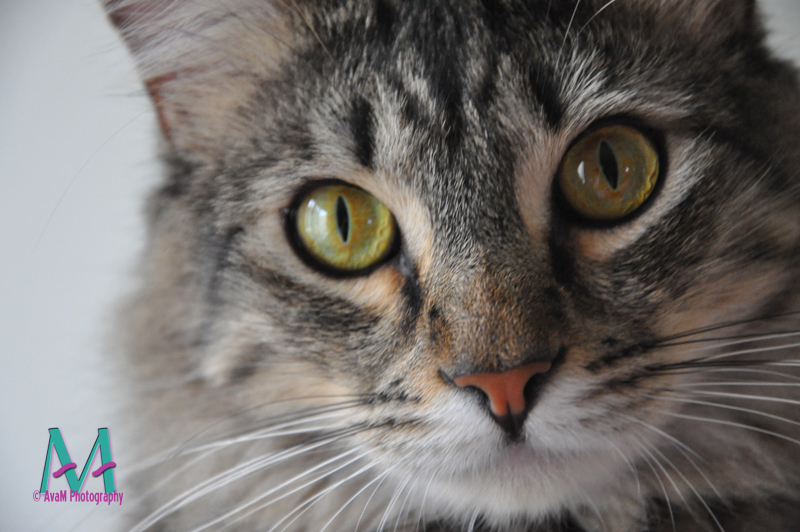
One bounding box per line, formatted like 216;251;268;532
104;0;296;161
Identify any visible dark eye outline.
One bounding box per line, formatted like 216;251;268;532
283;179;402;278
552;118;667;228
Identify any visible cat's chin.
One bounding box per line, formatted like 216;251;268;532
421;443;622;523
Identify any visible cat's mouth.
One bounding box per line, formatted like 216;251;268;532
427;438;614;522
502;440;544;463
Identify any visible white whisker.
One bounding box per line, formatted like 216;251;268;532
414;466;440;532
355;465;398;532
645;409;800;447
376;474;413;532
220;450;376;531
654;393;800;429
599;434;640;497
320;465;399;532
142;447;218;500
636;438;689;510
131;404;362;472
634;442;675;532
681;368;800;383
132;433;353;532
662;432;724;504
619;413;704;462
270;460;381;532
574;484;607;532
190;413;356;453
574;0;618;40
393;475;418;532
189;448;367;532
705;340;800;361
648;446;726;532
678;382;800;388
664;330;800;353
681;390;800;407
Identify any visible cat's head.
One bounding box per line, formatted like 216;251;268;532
108;0;800;528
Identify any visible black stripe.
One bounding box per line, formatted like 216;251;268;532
241;258;378;333
585;344;649;372
372;0;396;46
479;0;509;32
547;221;574;288
432;59;465;153
351;95;375;169
529;64;564;129
397;252;423;335
387;72;424;126
207;225;245;306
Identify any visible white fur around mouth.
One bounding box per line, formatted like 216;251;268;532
407;438;623;526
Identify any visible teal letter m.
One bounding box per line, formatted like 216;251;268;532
40;428;116;493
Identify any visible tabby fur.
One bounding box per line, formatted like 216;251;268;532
105;0;800;530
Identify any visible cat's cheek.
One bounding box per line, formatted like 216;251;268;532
241;361;356;410
656;266;795;342
336;268;409;313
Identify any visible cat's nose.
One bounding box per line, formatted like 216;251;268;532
453;362;551;438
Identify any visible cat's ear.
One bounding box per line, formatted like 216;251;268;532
104;0;294;159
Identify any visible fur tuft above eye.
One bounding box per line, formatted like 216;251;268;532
291;184;398;274
557;124;660;221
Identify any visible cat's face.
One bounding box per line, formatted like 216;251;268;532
108;0;800;530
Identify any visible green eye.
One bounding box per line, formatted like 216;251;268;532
558;124;659;220
294;184;397;272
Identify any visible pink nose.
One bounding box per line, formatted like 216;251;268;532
453;362;552;417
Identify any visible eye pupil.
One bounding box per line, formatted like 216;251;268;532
336;196;350;243
598;140;618;190
295;184;397;272
558;124;659;221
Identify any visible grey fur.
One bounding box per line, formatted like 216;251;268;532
106;0;800;530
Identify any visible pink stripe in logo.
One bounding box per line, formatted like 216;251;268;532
92;462;116;477
52;463;76;478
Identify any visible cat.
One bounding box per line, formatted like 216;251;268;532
104;0;800;530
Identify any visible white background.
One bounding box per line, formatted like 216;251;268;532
1;1;800;530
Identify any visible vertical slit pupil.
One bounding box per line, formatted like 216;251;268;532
598;140;618;189
336;196;350;243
